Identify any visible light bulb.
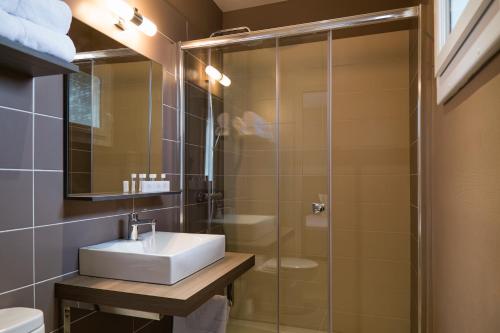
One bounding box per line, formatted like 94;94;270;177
219;74;231;87
205;65;223;81
107;0;134;21
138;16;157;36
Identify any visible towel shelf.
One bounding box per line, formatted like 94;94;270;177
0;36;78;77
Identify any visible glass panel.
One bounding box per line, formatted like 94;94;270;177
220;41;278;332
449;0;469;31
278;32;330;332
183;40;279;332
331;30;412;333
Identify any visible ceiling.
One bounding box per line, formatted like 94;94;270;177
213;0;287;12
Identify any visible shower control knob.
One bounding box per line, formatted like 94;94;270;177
312;202;326;215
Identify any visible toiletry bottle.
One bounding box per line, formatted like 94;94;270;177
160;173;169;191
149;174;158;192
139;174;147;192
161;173;170;191
123;180;129;193
130;174;137;193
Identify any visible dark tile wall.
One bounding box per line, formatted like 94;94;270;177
0;1;222;332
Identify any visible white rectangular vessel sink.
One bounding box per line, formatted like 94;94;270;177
79;232;225;285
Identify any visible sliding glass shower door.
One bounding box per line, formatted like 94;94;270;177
278;33;330;332
183;31;331;333
182;21;414;333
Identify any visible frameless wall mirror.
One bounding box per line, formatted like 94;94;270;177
65;19;171;200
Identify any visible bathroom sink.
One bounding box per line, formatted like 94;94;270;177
212;214;275;242
79;232;225;285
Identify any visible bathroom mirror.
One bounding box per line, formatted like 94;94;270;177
64;19;166;200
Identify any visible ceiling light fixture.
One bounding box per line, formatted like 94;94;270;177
108;0;157;37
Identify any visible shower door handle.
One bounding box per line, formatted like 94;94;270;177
312;202;326;215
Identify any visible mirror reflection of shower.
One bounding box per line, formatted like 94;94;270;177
204;67;274;225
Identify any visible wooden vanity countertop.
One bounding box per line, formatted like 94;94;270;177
55;252;255;317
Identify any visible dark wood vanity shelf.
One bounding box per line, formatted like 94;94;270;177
0;36;78;76
55;252;254;326
66;191;182;202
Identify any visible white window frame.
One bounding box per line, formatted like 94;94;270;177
435;0;500;104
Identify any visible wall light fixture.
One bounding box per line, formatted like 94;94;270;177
108;0;157;37
205;65;231;87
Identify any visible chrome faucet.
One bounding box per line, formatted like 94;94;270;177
127;212;156;241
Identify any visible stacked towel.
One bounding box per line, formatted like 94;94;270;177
173;296;229;333
0;0;75;62
0;0;72;34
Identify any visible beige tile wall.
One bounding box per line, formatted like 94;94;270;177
332;30;411;333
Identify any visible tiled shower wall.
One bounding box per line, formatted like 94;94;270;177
0;1;222;332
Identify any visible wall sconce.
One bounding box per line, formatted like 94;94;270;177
205;65;231;87
108;0;157;37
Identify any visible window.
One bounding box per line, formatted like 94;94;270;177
435;0;500;104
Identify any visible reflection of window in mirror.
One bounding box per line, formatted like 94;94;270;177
68;66;101;129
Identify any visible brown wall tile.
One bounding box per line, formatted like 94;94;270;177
34;216;125;282
34;115;63;170
0;170;32;231
0;286;33;308
0;229;33;293
163;107;178;141
163;71;178;108
163;140;180;174
0;108;32;169
35;75;63;118
34;171;132;226
0;70;32;111
35;272;79;332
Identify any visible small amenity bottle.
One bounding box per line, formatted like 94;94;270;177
130;173;137;193
139;174;147;192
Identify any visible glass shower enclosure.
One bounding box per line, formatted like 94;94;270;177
179;7;420;333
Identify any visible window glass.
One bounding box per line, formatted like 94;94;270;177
449;0;469;31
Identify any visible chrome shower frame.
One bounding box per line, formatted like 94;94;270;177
177;6;423;333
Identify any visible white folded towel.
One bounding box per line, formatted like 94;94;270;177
173;296;229;333
0;0;72;34
0;8;75;62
